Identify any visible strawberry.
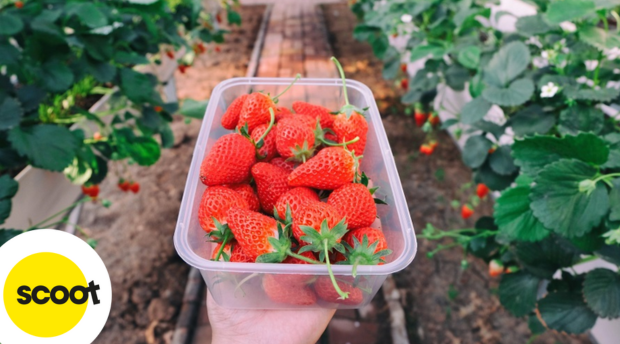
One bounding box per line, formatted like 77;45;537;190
489;259;504;277
476;183;490;199
178;64;188;74
93;132;103;141
227;207;279;260
400;78;409;90
231;243;255;263
338;227;391;275
251;162;291;213
505;266;519;274
332;111;368;156
211;241;233;261
237;75;300;133
288;147;358;190
419;144;434;156
221;94;250;130
278;113;317;129
461;204;474;219
275;187;320;220
215;45;221;53
275;119;315;162
262;274;317;306
215;12;222;23
129;181;140;194
400;63;407;73
324;132;338;143
292;101;334;129
200;133;256;186
198;186;249;238
327;183;377;230
292;202;343;246
81;184;100;198
428;113;440;126
314;276;363;305
251;123;278;161
228;184;261;212
488;146;497;154
275;106;293;122
154;105;163;112
414;111;427;127
273;249;319;287
118;179;130;192
15;1;23;8
270;157;296;172
165;50;175;59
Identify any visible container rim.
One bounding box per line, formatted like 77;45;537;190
174;77;417;276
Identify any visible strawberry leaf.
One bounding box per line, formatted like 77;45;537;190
583;268;620;319
538;290;597;334
494;186;550;243
498;271;541;317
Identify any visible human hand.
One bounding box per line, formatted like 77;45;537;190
207;290;336;344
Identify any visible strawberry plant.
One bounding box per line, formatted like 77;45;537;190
0;0;240;244
353;0;620;336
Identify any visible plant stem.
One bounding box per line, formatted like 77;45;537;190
320;136;360;147
272;73;301;101
287;250;321;264
214;230;232;261
257;108;276;143
592;172;620;184
324;239;349;299
331;57;350;106
28;197;91;230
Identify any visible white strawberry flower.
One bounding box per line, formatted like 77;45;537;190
605;47;620;60
540;82;559;98
401;14;413;23
584;60;599;71
559;22;577;32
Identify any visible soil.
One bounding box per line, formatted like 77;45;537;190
322;3;590;344
77;6;265;344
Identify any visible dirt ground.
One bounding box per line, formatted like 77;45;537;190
322;3;590;344
78;6;265;344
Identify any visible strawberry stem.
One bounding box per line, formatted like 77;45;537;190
214;230;232;261
320;136;359;147
258;108;276;144
324;239;349;300
272;73;301;102
331;57;350;106
286;250;321;264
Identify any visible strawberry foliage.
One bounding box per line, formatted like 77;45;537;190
0;0;240;238
354;0;620;335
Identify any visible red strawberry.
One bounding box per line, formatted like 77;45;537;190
340;227;388;264
276;119;315;161
324;132;338;143
275;106;293;122
15;1;23;8
178;64;188;74
476;183;490;199
400;63;407;73
327;183;377;230
93;132;103;140
198;186;249;236
275;187;320;220
237;76;300;132
129;181;140;194
270;157;296;172
215;45;221;53
488;147;497;154
400;78;409;90
215;12;222;23
200;133;256;186
292;202;342;245
231;243;255;262
489;259;504;277
251;163;291;213
414;112;428;127
118;180;130;192
81;184;100;198
461;204;474;219
292;101;334;129
332;112;368;156
221;94;250;130
212;240;255;262
165;50;175;59
251;123;278;161
278;114;317;129
429;113;440;126
314;276;363;305
227;207;278;260
419;144;434;155
154;105;163;112
288;147;358;190
228;184;260;212
263;274;317;305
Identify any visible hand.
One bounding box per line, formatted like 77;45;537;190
207;291;336;344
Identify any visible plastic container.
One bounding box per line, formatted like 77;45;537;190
174;77;417;309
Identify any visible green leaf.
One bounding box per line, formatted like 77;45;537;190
538;291;597;334
484;41;530;86
88;155;108;185
444;64;470;91
558;105;604;135
495;186;550;242
39;61;74;93
509;105;555;137
531;159;610;238
579;25;620;50
179;99;208;119
63;157;92;185
499;272;541;317
596;245;620;266
88;61;117;83
8;125;78;172
0;175;18;200
0;229;22;247
114;129;161;166
482;78;534;107
516;237;579;279
67;3;108;28
0;14;24;36
512;133;610;175
16;86;45;112
114;51;150;65
227;10;242;25
462;135;492;168
120;69;159;104
563;85;620;102
545;0;596;24
0;42;21;65
457;46;481;69
528;315;546;335
603;133;620;169
160;123;174;149
0;97;23;130
410;44;446;62
401;90;422;104
609;179;620;221
475;161;516;191
515;14;554;36
593;0;620;9
489;145;517;175
583;268;620;319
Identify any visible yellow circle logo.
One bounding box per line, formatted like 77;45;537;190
3;252;88;338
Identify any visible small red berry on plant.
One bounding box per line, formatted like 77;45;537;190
216;12;222;23
118;180;130;192
93;132;103;141
428;113;440;126
489;259;504;277
414;111;428;127
400;78;408;90
178;64;188;74
215;46;221;53
154;106;163;112
165;50;175;59
400;63;407;73
15;1;23;8
392;33;397;38
461;204;474;219
488;147;496;154
419;144;434;156
476;183;490;199
129;181;140;194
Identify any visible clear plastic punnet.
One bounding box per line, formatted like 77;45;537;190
174;77;417;309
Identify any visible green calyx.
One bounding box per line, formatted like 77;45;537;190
211;217;234;262
341;235;393;277
256;221;292;263
288;140;315;163
356;172;388;205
